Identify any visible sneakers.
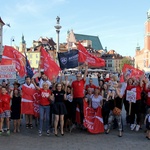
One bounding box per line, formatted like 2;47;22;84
6;129;10;135
130;124;136;131
46;130;50;136
70;124;76;133
38;130;42;136
135;125;140;131
104;124;108;130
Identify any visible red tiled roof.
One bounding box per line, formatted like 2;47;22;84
0;17;5;25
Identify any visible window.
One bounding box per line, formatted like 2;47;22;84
36;60;39;64
36;54;38;58
108;64;112;67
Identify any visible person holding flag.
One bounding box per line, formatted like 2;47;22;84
21;76;35;129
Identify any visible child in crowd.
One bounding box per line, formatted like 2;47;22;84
144;108;150;140
0;86;11;135
106;75;118;100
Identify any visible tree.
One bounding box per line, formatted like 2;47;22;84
120;57;132;71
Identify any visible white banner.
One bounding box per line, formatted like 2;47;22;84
126;89;136;103
0;65;16;79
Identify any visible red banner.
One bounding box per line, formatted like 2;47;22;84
40;47;60;80
77;43;105;67
21;85;40;116
83;101;104;134
1;46;26;77
122;64;144;79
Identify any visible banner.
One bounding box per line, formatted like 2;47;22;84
122;64;144;79
1;46;26;77
58;50;78;69
0;65;16;79
77;43;105;67
40;47;60;80
126;89;136;103
83;101;104;134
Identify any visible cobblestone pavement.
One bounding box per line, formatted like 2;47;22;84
0;115;149;150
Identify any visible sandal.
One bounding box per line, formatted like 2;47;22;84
26;124;29;128
29;124;33;129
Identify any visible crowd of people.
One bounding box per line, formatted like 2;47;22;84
0;63;150;140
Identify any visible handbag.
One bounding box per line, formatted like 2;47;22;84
113;107;121;116
112;98;121;116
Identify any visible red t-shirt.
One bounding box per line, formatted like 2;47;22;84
72;79;85;98
144;89;150;106
39;88;51;106
1;93;11;111
85;84;97;91
0;94;3;113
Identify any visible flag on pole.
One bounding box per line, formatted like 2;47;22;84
40;47;61;80
122;64;144;79
1;45;26;77
24;52;34;78
58;50;78;69
77;43;105;67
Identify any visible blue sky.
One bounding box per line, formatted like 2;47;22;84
0;0;150;57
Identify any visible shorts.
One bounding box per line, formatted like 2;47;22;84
0;110;11;118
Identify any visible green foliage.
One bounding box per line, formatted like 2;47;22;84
120;57;132;70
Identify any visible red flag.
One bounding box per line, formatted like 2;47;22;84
83;100;104;134
1;46;26;77
40;47;61;80
122;64;144;79
21;85;40;116
21;85;36;115
77;43;105;67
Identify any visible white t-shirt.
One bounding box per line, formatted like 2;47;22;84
23;83;35;89
91;95;103;109
39;79;52;88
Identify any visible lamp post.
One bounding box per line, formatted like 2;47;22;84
54;16;62;62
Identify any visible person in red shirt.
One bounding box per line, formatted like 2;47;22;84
0;86;11;135
32;80;51;136
70;62;88;132
144;79;150;113
85;78;97;93
129;77;143;131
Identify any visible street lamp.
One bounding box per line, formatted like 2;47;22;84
54;16;62;62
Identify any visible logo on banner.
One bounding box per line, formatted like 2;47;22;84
60;57;67;65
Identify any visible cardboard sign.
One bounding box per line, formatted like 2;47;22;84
126;89;136;103
0;65;16;79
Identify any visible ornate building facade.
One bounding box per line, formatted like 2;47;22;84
135;9;150;71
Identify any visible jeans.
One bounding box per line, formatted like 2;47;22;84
107;112;123;131
39;105;50;132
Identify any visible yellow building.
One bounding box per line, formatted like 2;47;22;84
26;52;40;69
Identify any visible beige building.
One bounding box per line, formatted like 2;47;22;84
135;9;150;71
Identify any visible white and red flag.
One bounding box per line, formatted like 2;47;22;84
1;45;26;77
77;43;105;67
21;85;40;116
40;47;61;80
83;100;104;134
122;64;144;79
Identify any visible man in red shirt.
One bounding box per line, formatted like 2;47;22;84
70;62;88;132
0;86;11;135
85;78;97;93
